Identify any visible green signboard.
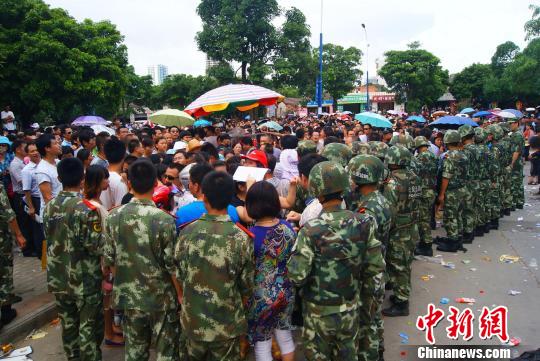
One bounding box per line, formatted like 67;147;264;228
337;93;368;105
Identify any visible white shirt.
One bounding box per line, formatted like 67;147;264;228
9;156;25;194
35;159;62;218
99;171;128;211
300;199;323;227
22;161;41;198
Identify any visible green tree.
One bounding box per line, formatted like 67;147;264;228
207;61;236;85
502;38;540;104
525;4;540;40
157;74;219;109
491;41;520;76
196;0;279;82
314;44;362;106
379;48;448;112
407;41;421;50
0;0;130;124
449;63;492;105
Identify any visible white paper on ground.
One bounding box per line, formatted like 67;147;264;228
233;166;268;182
4;346;33;358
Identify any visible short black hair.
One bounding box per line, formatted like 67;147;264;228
324;136;341;146
240;136;253;146
95;132;110;151
128;139;141;154
189;162;213;186
281;135;298;150
266;154;277;172
12;139;26;153
62;146;74;157
200;142;219;159
104;138;126;164
218;134;230;142
298;154;328;178
76;148;91;163
123;155;138;168
36;134;55;157
246;181;281;220
78;129;96;145
201;171;234;210
296;128;305;139
128;159;156;194
57;158;84;187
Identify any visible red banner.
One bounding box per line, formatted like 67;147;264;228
372;95;395;102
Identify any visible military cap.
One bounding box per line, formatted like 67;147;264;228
443;130;461;145
321;142;353;167
297;140;318;157
413;136;430;149
474;127;486;143
351;141;371;156
348;154;385;185
369;141;389;160
458;124;475;138
385;145;412;166
308;161;350;197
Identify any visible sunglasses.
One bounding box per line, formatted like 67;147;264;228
165;175;177;180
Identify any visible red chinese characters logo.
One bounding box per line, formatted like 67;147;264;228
417;304;509;344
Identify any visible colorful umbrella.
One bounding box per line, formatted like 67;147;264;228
185;84;284;117
460;107;475;114
354;112;393;128
149;109;194;127
496;111;517;119
258;121;283;131
472;111;493;118
432;110;447;117
502;109;523;118
430;116;478;128
193;119;212;128
406;115;426;123
72;115;108;126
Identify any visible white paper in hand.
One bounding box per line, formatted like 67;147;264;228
233;166;268;182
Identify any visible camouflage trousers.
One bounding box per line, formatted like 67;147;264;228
488;179;502;221
303;308;359;361
185;336;240;361
511;167;524;207
124;309;180;361
358;285;385;361
443;189;465;241
54;294;104;361
418;191;435;245
0;247;14;306
386;224;415;302
502;171;513;210
477;180;491;226
462;185;475;234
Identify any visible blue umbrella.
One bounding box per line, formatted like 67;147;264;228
193;119;212;128
430;116;478;127
502;109;524;118
460;107;475;114
472;110;493;118
406;115;426;123
354;112;393;128
258;121;283;131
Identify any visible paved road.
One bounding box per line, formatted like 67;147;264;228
14;184;540;360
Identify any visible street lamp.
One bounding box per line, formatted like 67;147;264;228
316;0;324;115
361;23;369;112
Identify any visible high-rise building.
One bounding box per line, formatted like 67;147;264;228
147;64;168;85
205;56;221;74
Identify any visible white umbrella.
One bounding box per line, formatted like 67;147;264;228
497;111;517;119
91;125;115;135
526;107;535;112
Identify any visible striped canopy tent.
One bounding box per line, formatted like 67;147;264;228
185;84;285;117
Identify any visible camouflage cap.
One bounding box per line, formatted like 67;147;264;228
369;141;389;160
405;134;415;150
385;145;412;166
351;141;371;156
458;124;475;138
297;140;317;157
413;136;430;149
506;118;519;123
474;127;486;143
308;161;350;197
443;130;461;145
389;134;412;149
487;124;504;141
321;142;353;167
499;122;510;132
348;154;385;185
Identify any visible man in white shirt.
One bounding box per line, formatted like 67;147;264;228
100;138;128;210
1;106;16;132
22;143;43;258
35;134;63;221
9;139;31;254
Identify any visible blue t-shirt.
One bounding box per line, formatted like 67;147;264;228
175;201;240;229
250;219;295;257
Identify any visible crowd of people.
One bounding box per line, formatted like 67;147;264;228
0;107;539;361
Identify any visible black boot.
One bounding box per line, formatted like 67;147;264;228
433;236;444;245
382;300;409;317
1;305;17;326
414;242;433;257
462;232;474;244
503;208;511;216
389;294;398;304
437;238;459;253
510;206;516;212
490;218;499;230
385;282;392;291
378;350;385;361
516;204;523;210
483;224;490;234
474;226;484;237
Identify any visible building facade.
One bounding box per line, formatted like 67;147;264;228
147;64;168;85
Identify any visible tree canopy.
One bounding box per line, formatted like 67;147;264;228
449;63;492;107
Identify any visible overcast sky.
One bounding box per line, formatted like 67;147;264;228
45;0;533;78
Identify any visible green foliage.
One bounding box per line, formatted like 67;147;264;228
379;48;448;112
503;38;540;104
207;61;236;85
407;41;421;50
525;4;540;40
196;0;279;82
155;74;219;109
0;0;130;125
449;63;492;105
491;41;520;76
315;44;362;106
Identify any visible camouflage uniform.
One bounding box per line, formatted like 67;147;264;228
43;191;104;361
459;125;478;241
474;128;492;233
413;137;438;249
507;119;525;208
348;155;393;361
103;198;180;361
351;141;371;156
321;143;353;168
289;161;385;361
368;141;389;162
175;214;254;361
498;123;513;213
0;183;16;307
298;140;318;158
487;125;505;227
382;147;421;314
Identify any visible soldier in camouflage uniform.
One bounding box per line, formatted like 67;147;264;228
43;158;103;361
381;147;421;317
413;136;438;256
0;182;26;331
288;161;385;361
473;127;492;235
498;123;513;215
321;142;353;168
507;118;525;209
368;141;389;162
486;125;504;229
436;130;468;253
351;141;371;156
176;171;254;361
348;155;392;361
458;125;479;243
103;159;180;361
297;140;318;158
